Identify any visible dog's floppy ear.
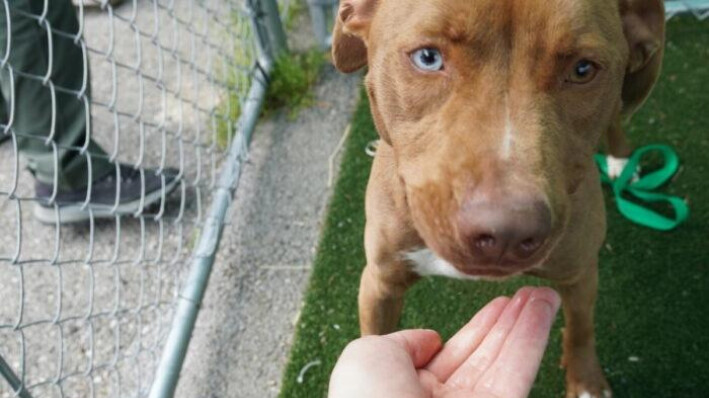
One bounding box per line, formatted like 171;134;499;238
332;0;378;73
619;0;665;113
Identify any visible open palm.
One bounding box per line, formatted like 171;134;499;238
329;287;561;398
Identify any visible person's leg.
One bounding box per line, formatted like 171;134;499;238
0;0;112;190
0;0;178;223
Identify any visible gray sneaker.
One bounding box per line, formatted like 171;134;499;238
72;0;125;8
34;165;180;223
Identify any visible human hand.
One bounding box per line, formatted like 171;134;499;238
328;286;561;398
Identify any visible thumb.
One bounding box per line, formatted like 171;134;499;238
384;329;443;368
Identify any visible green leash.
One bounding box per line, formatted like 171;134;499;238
594;145;689;231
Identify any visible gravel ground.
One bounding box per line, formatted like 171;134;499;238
0;1;359;397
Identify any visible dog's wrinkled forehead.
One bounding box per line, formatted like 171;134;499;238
372;0;616;57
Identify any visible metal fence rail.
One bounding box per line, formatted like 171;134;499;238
0;0;284;397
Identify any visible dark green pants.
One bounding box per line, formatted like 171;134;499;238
0;0;112;190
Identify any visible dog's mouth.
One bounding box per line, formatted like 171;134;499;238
440;235;559;279
452;257;545;279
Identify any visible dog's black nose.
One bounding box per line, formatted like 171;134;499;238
458;197;551;264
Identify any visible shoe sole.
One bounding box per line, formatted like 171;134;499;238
33;179;180;224
72;0;125;7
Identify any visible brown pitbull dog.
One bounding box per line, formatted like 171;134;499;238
331;0;664;396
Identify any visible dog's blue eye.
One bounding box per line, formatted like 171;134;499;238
411;48;443;71
567;59;598;84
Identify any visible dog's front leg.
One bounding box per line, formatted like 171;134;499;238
359;142;421;336
359;260;419;335
556;260;611;398
606;116;633;159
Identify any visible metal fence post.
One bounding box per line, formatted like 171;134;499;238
308;0;328;49
146;1;286;397
255;0;288;62
307;0;338;49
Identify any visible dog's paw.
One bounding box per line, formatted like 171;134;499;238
575;389;612;398
564;356;612;398
606;154;641;181
565;375;612;398
606;155;629;180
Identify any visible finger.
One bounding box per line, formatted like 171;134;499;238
384;329;443;368
417;368;443;395
473;287;561;398
329;334;432;398
425;296;511;381
445;286;536;389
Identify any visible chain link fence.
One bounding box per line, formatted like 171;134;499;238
0;0;284;397
0;1;707;398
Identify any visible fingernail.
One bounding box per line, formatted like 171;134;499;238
531;296;560;318
536;288;561;310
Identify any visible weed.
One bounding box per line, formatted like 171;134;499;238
264;49;327;119
280;0;305;30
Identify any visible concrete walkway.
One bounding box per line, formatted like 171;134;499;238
177;64;360;398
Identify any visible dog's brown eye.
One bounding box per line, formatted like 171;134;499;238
567;60;598;84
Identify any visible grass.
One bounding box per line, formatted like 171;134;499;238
278;18;709;398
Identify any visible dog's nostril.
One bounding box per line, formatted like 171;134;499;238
517;237;542;257
474;234;496;249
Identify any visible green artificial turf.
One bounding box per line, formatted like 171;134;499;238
279;18;709;398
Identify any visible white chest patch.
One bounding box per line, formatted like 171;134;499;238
404;249;480;281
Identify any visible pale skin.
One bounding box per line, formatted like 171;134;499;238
329;287;561;398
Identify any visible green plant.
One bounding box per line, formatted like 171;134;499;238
280;0;305;30
264;49;326;119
